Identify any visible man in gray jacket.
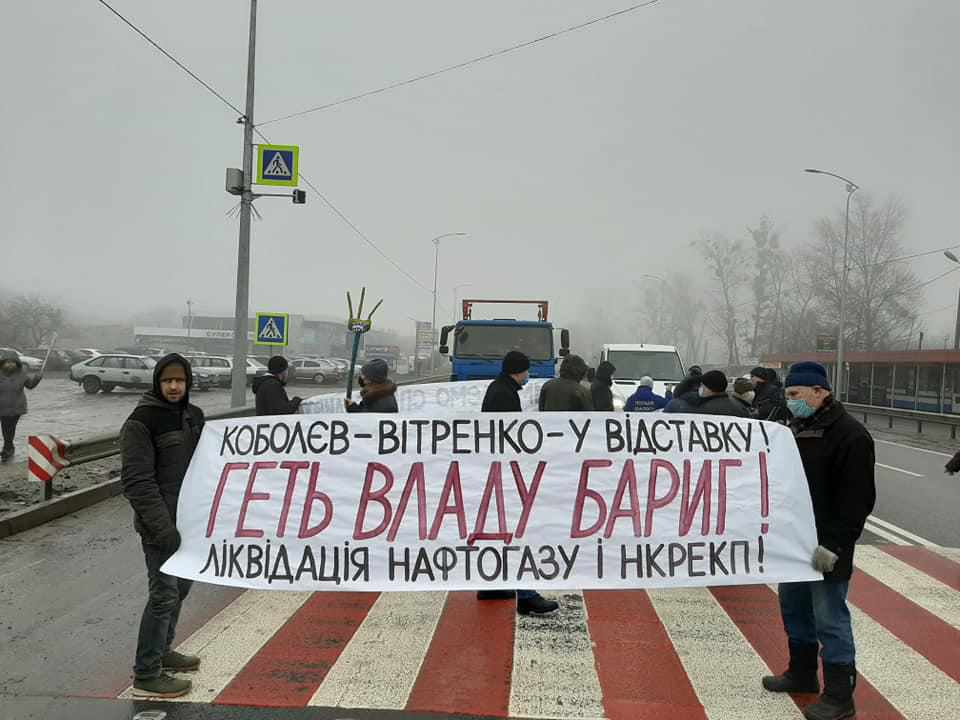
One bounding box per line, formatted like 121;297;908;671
120;354;204;698
0;349;42;461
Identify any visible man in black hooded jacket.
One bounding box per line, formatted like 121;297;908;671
590;361;616;411
120;354;205;698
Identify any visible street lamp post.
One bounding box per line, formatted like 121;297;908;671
946;251;960;349
431;232;466;372
805;168;859;399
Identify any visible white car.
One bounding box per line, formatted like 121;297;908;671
70;354;157;394
599;343;686;409
0;348;43;371
185;355;267;387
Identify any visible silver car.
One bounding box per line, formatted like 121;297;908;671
290;358;342;385
70;354;157;394
185;355;267;387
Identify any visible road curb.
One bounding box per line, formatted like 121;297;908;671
0;478;122;539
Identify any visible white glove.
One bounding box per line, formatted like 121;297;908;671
812;545;839;573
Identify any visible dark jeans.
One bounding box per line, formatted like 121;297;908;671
778;580;855;666
1;415;20;452
517;590;538;601
135;541;193;679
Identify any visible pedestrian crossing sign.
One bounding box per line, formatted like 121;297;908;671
255;312;289;346
256;144;299;187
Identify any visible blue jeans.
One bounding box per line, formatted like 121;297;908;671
134;542;193;679
778;580;855;666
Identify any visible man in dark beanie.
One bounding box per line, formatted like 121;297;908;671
671;364;703;398
120;354;205;697
481;350;530;412
762;361;875;720
479;352;559;616
666;369;747;417
538;354;594;411
346;358;398;413
253;356;302;416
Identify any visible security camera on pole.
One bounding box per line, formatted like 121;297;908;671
224;0;305;408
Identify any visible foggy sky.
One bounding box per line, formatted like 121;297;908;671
2;1;959;347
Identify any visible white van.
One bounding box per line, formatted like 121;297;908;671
599;344;686;409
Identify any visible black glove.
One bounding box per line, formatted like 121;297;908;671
156;527;182;555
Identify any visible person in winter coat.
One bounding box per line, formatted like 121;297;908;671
590;361;616;411
671;365;703;399
539;354;594;411
478;351;559;616
751;366;790;423
686;370;750;417
731;377;758;417
252;356;302;416
120;354;205;698
0;349;42;461
762;361;875;720
345;358;398;413
625;376;668;412
945;450;960;475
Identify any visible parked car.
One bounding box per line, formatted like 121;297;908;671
70;348;102;362
70;354;157;394
289;358;343;385
184;355;267;387
24;348;75;371
0;348;43;371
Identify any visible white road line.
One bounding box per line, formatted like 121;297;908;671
509;592;605;719
855;546;960;630
309;591;446;709
875;439;953;458
850;601;960;719
649;588;804;720
875;462;924;478
863;520;911;545
868;516;941;548
119;589;311;702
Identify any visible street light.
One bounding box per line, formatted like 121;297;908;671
452;283;473;324
805;168;860;399
946;251;960;349
431;232;467;372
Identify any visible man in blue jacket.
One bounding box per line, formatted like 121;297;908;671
624;376;667;412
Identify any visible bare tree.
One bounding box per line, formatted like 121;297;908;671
808;194;919;351
692;232;748;365
747;217;783;358
0;294;65;347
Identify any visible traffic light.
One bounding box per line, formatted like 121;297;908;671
292;189;306;204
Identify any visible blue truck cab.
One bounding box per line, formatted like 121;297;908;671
439;300;570;381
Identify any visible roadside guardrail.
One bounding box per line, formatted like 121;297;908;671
846;402;960;440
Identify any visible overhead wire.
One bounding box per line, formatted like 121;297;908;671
257;0;663;127
95;0;243;116
94;0;441;306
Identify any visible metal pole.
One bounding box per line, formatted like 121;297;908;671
431;239;440;374
954;287;960;350
231;0;257;408
836;187;854;400
187;299;193;339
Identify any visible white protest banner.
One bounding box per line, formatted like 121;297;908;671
299;379;550;415
163;412;820;592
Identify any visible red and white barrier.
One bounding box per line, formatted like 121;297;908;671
27;434;69;485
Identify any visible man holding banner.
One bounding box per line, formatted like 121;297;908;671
762;361;875;720
478;350;560;615
121;354;205;698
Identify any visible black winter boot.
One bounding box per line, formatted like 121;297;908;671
804;663;856;720
762;641;820;694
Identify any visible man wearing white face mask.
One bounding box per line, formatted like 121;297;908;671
762;361;875;720
731;377;758;417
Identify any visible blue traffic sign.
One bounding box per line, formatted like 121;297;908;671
256;312;289;346
256;144;299;187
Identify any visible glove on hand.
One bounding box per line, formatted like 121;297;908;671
157;527;182;555
812;545;838;573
